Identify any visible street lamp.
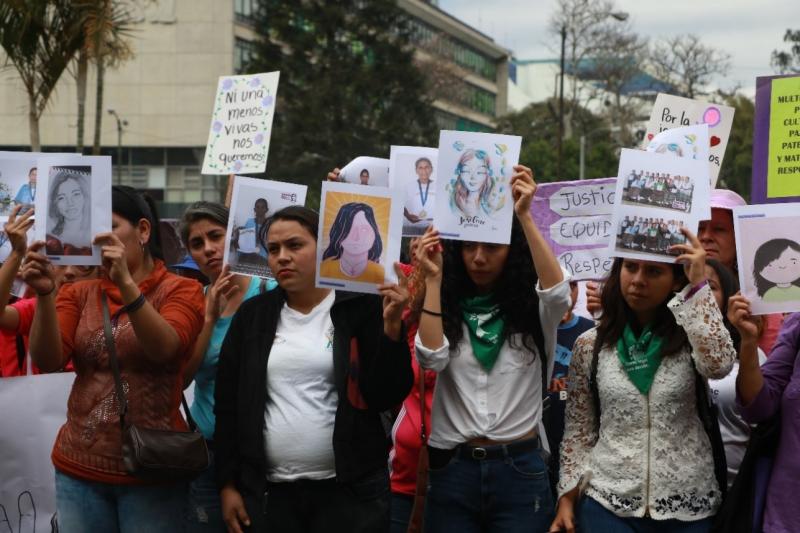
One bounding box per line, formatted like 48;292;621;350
557;10;628;181
107;109;128;183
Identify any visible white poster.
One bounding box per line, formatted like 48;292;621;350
432;131;521;245
223;176;307;279
201;72;280;175
733;203;800;315
642;93;734;187
339;157;390;187
316;181;403;295
388;146;438;237
609;149;710;263
34;156;112;266
0;372;74;533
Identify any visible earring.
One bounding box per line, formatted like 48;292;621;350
140;241;146;253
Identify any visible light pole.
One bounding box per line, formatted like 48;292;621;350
557;10;628;181
579;125;621;180
107;109;128;183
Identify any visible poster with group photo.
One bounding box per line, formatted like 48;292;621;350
733;203;800;315
316;181;403;295
388;146;438;237
34;156;112;266
609;148;710;263
223;176;307;279
339;156;390;187
432;130;521;245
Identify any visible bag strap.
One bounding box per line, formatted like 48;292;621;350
590;332;602;431
101;292;199;432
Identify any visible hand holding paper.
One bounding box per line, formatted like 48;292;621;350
668;227;706;285
511;164;536;219
4;205;34;255
21;241;56;296
93;232;135;290
379;263;410;341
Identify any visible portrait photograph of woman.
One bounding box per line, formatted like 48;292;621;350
45;166;92;256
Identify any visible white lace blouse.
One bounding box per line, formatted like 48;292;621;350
557;284;736;520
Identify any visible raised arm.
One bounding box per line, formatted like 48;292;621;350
0;207;34;330
23;242;67;372
511;165;563;289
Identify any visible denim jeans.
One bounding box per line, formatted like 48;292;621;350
183;448;224;532
579;496;713;533
390;492;414;533
423;444;554;533
55;470;186;533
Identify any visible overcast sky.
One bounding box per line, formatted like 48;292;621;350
437;0;798;96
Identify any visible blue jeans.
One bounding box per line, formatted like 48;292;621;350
183;448;224;532
55;470;186;533
579;496;713;533
390;492;414;533
423;444;554;533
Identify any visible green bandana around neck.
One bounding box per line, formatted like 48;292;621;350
461;294;506;371
616;323;664;395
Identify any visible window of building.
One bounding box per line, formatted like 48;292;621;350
235;0;260;24
234;38;257;74
407;18;497;81
434;110;491;132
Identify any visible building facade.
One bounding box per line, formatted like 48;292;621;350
0;0;509;215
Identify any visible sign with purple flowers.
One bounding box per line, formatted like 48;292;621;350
201;72;280;175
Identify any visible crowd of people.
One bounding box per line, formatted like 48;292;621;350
0;168;797;533
616;216;688;255
622;171;695;212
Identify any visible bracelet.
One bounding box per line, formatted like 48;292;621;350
122;293;147;314
684;279;708;301
421;308;442;317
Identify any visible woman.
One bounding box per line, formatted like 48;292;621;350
215;205;413;532
450;148;494;218
179;201;276;531
319;202;385;283
551;230;736;533
23;185;205;532
730;299;800;533
46;169;92;255
415;166;571;532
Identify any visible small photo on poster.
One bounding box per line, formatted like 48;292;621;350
614;211;687;257
619;171;695;213
733;203;800;315
224;176;307;279
339;156;390;187
0;156;38;218
388;146;438;237
316;181;403;295
35;156;112;266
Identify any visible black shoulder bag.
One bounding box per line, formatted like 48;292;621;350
101;292;209;481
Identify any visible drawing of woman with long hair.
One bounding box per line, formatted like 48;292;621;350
320;202;385;284
450;148;495;218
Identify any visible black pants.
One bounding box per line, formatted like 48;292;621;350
244;469;390;533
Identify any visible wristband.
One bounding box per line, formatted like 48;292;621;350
684;279;708;301
122;293;147;314
421;308;443;317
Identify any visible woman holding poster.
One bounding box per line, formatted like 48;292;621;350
551;230;735;533
415;165;570;532
21;186;205;532
214;206;413;532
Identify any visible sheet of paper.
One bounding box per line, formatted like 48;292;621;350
316;181;403;295
339;156;390;187
733;202;800;315
223;176;307;279
201;72;280;175
388;146;438;237
432;130;521;245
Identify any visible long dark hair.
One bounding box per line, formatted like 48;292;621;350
706;258;741;352
753;238;800;296
440;218;546;363
595;258;688;356
112;185;164;261
322;202;382;261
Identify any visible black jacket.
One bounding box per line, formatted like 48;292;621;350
214;287;413;496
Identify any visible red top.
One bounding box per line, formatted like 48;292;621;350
0;298;37;377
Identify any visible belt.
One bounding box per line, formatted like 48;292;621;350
455;436;541;461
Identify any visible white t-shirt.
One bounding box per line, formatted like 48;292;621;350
264;291;338;481
404;179;435;229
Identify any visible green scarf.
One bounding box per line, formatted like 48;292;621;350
616;323;664;395
461;294;506;371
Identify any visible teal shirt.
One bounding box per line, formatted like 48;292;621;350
190;276;277;440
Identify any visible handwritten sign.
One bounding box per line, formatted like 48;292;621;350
642;93;734;187
201;72;280;175
531;178;616;280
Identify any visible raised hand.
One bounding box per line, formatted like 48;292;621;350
379;263;410;341
20;242;56;296
4;205;34;255
585;281;602;317
727;293;760;342
92;232;134;289
416;225;442;283
510;164;537;219
669;227;707;286
206;266;241;323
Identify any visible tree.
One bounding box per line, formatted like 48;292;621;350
717;93;754;200
649;34;731;99
771;29;800;74
247;0;437;207
0;0;85;151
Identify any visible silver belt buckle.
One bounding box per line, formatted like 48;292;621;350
471;447;487;460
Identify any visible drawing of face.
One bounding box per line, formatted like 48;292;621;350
460;157;489;193
341;210;376;256
416;160;432;183
55;178;85;222
759;247;800;285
